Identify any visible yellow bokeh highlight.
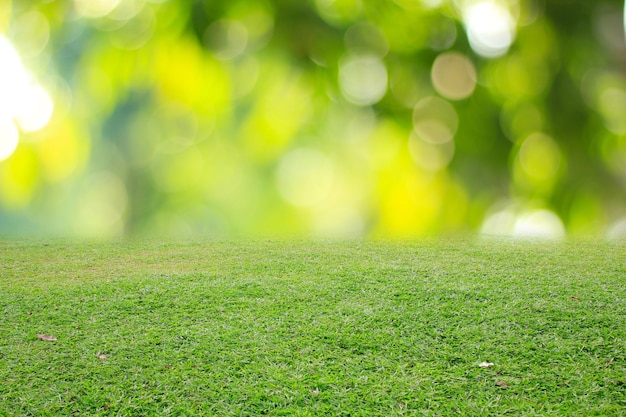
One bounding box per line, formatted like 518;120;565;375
310;163;370;237
363;119;405;169
0;144;39;209
35;119;90;182
102;47;136;91
0;1;11;32
242;63;312;161
155;36;230;117
373;127;446;237
377;168;442;237
276;148;334;208
513;132;563;195
439;177;469;230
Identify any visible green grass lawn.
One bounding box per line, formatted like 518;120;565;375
1;238;625;416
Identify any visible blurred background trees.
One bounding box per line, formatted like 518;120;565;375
0;0;625;238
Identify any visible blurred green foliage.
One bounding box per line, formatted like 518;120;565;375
0;0;625;238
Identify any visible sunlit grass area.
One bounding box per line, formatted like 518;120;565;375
2;238;625;415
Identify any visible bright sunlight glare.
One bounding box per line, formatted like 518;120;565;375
0;36;29;122
0;35;54;161
481;206;565;239
463;1;516;58
15;85;54;132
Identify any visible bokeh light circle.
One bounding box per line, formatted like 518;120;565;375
204;19;249;60
463;1;516;58
15;85;54;132
339;55;388;106
74;0;121;18
412;96;458;144
512;209;565;239
517;133;562;184
276;149;335;207
408;132;455;172
481;206;565;239
431;52;477;100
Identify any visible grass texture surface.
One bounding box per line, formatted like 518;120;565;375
1;238;625;416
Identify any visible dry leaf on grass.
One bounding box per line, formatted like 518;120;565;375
478;362;494;368
96;351;107;359
495;381;509;388
571;296;580;301
36;334;57;341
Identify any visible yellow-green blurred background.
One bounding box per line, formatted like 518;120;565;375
1;0;625;238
